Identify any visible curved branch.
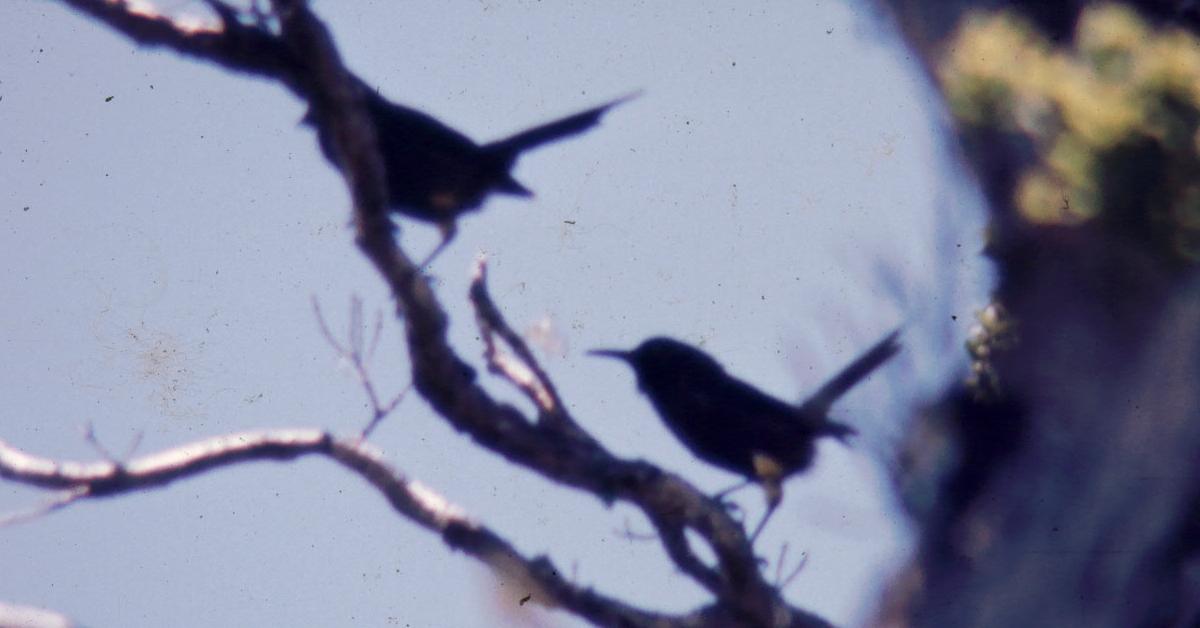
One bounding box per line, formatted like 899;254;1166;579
0;602;76;628
469;258;575;429
0;432;671;627
58;0;301;90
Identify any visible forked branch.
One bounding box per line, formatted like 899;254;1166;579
39;2;833;626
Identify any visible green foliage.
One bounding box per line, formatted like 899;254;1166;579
941;4;1200;261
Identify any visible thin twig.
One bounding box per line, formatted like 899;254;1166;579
312;296;410;438
83;423;143;464
774;543;789;586
774;543;809;590
81;422;116;462
366;307;384;362
122;430;145;460
360;382;412;440
614;516;659;543
0;487;89;528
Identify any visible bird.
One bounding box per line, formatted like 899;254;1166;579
590;330;900;541
304;86;634;265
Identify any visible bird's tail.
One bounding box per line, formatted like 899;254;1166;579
800;329;902;418
818;420;858;443
483;92;639;163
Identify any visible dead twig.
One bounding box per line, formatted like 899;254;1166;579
468;258;568;426
773;543;809;590
0;487;90;528
81;422;117;463
0;431;671;627
312;296;410;438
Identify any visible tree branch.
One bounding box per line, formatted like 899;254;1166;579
266;4;804;623
58;0;301;90
0;602;76;628
469;258;571;427
312;296;410;438
43;2;832;625
0;432;676;627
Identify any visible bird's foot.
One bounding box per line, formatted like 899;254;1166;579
713;496;745;522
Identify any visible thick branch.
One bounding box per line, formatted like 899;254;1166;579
59;0;302;92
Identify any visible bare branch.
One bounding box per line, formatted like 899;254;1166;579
81;422;116;462
312;296;410;438
79;422;143;464
0;432;675;627
361;384;412;439
43;3;832;625
122;430;145;460
469;258;564;421
365;304;385;362
0;488;89;528
57;0;301;92
0;602;77;628
774;544;809;591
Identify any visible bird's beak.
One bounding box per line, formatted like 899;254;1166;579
588;348;631;361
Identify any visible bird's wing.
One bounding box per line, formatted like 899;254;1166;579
721;376;806;431
369;93;479;150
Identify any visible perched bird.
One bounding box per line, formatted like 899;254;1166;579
591;331;900;540
304;87;633;265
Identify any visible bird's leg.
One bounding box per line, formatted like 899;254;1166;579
714;479;754;501
712;479;754;519
748;483;782;544
748;453;785;543
419;221;458;269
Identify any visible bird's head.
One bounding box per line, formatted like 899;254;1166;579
299;107;318;128
589;337;726;389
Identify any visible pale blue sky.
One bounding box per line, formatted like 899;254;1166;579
0;1;991;626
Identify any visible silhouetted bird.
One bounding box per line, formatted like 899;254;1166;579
304;88;633;265
591;331;900;540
